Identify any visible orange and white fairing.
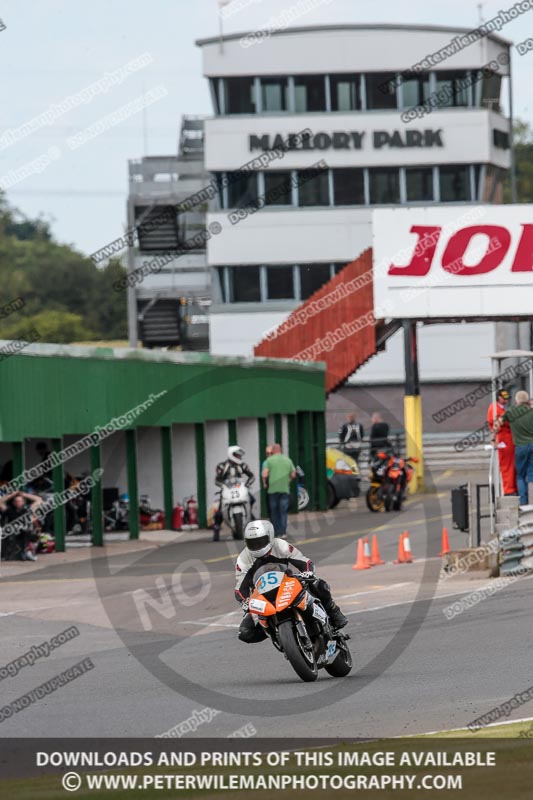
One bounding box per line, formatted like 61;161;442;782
248;570;307;622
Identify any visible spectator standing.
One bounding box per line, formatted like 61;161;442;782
339;412;364;465
494;390;533;506
486;389;517;496
369;413;390;457
0;491;42;561
262;444;296;538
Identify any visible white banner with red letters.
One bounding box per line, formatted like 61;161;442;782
372;205;533;318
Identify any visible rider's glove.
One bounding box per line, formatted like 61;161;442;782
297;571;315;581
241;599;249;613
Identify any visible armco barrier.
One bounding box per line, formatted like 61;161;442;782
499;528;524;575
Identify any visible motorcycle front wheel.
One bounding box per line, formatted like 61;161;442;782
232;512;245;540
325;639;353;678
366;485;384;512
278;620;318;682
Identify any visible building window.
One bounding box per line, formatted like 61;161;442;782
439;165;471;202
333;168;365;205
217;268;227;302
224;77;257;114
480;70;502;111
299;263;332;299
369;168;400;203
330;74;361;111
266;266;294;299
209;79;222;114
226;172;259;208
294;75;327;112
405;167;434;202
334;262;349;274
298;169;330;206
261;77;289;112
473;165;483;201
401;73;430;108
365;73;397;109
435;71;470;107
177;212;205;251
230;266;261;302
215;174;225;208
263;171;293;205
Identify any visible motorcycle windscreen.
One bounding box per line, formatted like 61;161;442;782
249;566;286;617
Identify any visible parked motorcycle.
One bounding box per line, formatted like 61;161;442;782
366;451;418;512
139;494;165;529
104;493;129;532
247;564;352;683
219;477;252;540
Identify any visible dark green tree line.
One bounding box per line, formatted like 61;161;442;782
0;195;127;343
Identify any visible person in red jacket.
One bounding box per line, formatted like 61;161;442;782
487;389;517;495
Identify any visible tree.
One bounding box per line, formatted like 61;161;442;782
0;194;127;343
504;120;533;203
2;310;95;344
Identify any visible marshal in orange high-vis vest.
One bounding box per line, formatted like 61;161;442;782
487;390;517;495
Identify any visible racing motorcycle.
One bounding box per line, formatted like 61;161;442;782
247;564;352;683
219;477;253;540
366;451;418;512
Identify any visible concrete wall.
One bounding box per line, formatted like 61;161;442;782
172;425;197;504
327;383;497;437
101;432;128;497
237;418;260;492
282;415;289;453
351;322;496;384
266;415;276;445
200;26;508;77
137;427;163;509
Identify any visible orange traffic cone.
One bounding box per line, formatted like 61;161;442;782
370;534;385;566
352;538;370;570
393;532;406;564
363;536;373;567
439;527;451;556
403;531;413;563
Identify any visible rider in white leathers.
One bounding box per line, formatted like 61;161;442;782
235;520;348;642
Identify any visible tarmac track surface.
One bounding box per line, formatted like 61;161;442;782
0;471;531;738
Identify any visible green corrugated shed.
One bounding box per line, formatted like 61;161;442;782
0;342;326;439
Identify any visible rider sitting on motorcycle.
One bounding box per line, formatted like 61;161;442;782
213;446;255;542
235;520;348;642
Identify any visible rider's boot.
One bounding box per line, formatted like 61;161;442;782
212;525;220;542
325;601;348;630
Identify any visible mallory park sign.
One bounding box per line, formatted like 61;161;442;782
249;129;444;152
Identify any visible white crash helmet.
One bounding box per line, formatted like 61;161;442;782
228;445;245;464
244;520;274;559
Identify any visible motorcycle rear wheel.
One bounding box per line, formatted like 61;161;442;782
232;512;245;540
366;485;384;512
325;640;353;678
278;620;318;682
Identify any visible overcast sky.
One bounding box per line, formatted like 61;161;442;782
1;0;532;258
